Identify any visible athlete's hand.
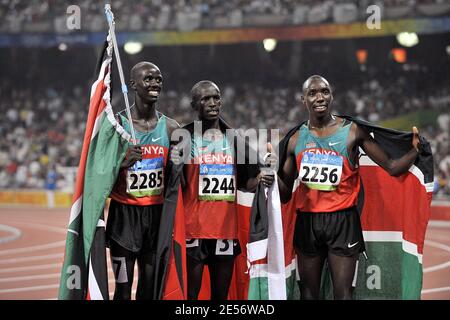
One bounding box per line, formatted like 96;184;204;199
258;169;275;188
258;143;277;188
264;143;278;171
121;145;142;169
412;126;420;153
170;145;182;165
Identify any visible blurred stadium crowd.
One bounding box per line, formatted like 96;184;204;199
0;0;449;33
0;1;448;197
0;66;448;195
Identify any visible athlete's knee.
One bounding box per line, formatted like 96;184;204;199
300;290;319;300
333;287;353;300
299;282;319;300
113;286;133;300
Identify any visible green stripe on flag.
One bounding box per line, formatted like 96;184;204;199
248;266;299;300
82;113;129;263
353;241;422;300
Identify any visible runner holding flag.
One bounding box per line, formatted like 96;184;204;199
106;61;180;300
58;29;130;300
277;75;421;300
59;5;179;300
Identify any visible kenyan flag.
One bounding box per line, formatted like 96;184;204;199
58;32;131;299
352;153;433;299
242;116;433;300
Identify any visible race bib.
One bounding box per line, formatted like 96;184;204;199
215;239;234;256
126;158;164;197
199;164;235;201
186;239;199;248
299;153;343;191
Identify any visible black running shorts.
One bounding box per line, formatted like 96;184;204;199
186;239;241;263
106;200;162;254
294;206;365;257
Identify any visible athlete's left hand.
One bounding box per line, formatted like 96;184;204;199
264;143;278;170
170;145;182;165
258;169;275;188
258;143;277;188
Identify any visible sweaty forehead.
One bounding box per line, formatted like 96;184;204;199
304;79;330;92
195;84;220;99
132;64;161;79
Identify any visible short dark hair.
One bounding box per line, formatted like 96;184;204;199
302;75;330;94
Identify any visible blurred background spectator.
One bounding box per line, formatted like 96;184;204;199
0;1;448;197
1;0;449;32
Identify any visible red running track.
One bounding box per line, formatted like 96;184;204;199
0;207;449;300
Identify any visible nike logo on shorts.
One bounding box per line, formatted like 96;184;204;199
347;242;359;248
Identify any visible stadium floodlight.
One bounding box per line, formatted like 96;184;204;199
58;43;68;51
396;32;419;48
124;41;143;55
446;45;450;55
263;38;277;52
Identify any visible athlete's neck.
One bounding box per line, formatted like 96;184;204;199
133;96;158;121
200;118;220;133
309;113;335;130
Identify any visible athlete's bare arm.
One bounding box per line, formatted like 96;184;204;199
166;117;181;141
355;124;420;176
278;131;300;203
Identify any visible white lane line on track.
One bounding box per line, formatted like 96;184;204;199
0;241;66;256
1;280;122;295
5;221;67;234
423;239;450;273
0;253;63;264
422;286;450;294
0;284;59;294
424;239;450;253
423;261;450;273
428;220;450;228
0;224;22;244
0;273;60;283
0;263;61;274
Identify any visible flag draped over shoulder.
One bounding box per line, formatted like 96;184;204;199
154;162;187;300
176;119;284;300
271;115;433;300
153;115;433;300
58;32;131;300
343;116;433;300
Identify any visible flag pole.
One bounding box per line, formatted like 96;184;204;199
104;3;136;144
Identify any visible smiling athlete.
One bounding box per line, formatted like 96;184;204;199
277;75;420;300
107;61;179;300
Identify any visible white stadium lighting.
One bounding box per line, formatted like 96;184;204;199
124;41;143;55
446;45;450;55
396;32;419;48
58;43;67;51
263;38;277;52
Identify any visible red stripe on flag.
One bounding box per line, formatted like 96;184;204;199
71;78;107;204
360;166;432;254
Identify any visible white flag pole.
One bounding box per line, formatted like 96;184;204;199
104;4;136;144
